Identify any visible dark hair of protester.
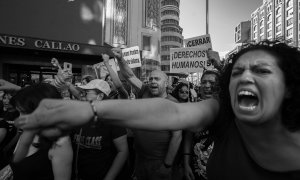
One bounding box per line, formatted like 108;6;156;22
171;82;191;103
82;75;94;84
218;40;300;132
11;83;62;148
11;83;62;114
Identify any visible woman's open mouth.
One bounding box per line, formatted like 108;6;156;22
237;90;259;112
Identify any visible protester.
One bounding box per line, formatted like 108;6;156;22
73;79;129;180
10;83;73;180
81;75;94;85
6;40;300;179
102;54;129;100
111;48;182;180
0;92;19;169
171;82;190;103
183;70;220;180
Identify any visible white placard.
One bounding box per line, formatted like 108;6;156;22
184;34;212;49
170;47;213;73
93;59;118;79
121;46;142;68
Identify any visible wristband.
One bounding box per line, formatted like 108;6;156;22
89;100;99;127
163;162;172;168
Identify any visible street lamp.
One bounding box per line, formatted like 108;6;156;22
206;0;209;34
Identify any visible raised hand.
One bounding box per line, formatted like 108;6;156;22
111;47;122;59
207;50;222;69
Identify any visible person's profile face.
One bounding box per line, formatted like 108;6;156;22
229;50;286;125
148;71;167;97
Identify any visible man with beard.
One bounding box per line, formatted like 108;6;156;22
111;48;182;180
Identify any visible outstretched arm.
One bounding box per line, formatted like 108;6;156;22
15;98;219;138
111;48;143;91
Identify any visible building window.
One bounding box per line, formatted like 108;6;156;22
276;25;281;32
287;28;293;37
287;18;293;27
276;16;281;24
267;22;272;29
287;9;293;17
276;7;281;15
260;27;264;34
253;17;257;24
260;20;264;27
161;65;170;71
267;14;272;22
287;0;292;8
267;4;272;13
276;0;282;5
267;31;272;37
143;36;151;51
158;40;160;54
254;25;257;32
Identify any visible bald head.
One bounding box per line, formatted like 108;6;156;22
150;70;168;81
148;70;168;97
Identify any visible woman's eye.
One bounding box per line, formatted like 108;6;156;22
231;71;241;77
254;68;271;74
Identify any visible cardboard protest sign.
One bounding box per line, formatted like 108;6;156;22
93;59;118;79
184;34;212;49
170;47;213;73
121;46;142;68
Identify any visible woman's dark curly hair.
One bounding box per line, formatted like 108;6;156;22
171;82;191;103
219;40;300;132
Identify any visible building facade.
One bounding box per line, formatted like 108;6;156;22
0;0;162;83
250;0;299;46
160;0;184;73
235;21;251;43
105;0;161;81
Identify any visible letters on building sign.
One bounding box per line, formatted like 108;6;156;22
0;35;26;47
0;34;81;52
34;40;80;51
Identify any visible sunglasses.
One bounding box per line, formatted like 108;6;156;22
179;90;189;94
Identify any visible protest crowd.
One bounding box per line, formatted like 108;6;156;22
0;40;300;180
